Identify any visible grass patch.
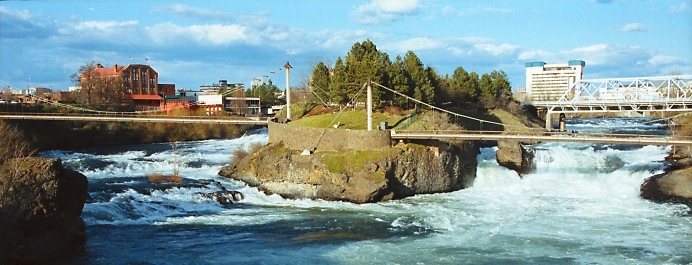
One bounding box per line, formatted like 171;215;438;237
320;148;400;175
291;110;410;130
487;109;535;132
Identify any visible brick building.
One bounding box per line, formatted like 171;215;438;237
83;63;164;109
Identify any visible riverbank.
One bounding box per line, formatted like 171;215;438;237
4;119;254;151
639;115;692;204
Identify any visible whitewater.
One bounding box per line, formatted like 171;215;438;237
43;119;691;265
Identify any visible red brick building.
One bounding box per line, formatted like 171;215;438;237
83;63;164;109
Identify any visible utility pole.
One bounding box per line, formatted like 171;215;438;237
367;79;372;131
284;61;292;120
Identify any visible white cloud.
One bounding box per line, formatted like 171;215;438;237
351;0;421;24
518;50;552;61
648;55;684;66
382;36;519;66
54;20;146;47
441;5;513;16
384;37;445;53
151;4;232;21
670;2;689;13
71;20;139;32
474;43;520;56
619;22;646;32
0;6;56;38
147;22;250;46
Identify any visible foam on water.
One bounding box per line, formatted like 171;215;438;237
44;122;692;264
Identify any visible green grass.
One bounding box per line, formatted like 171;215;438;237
291;105;542;133
320;148;400;181
291;110;410;130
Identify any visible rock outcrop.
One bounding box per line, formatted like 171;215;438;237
220;140;479;203
495;140;537;175
0;157;88;264
641;157;692;204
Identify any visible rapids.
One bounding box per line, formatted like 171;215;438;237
43;121;691;265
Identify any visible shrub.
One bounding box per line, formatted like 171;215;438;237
0;121;34;164
146;173;183;184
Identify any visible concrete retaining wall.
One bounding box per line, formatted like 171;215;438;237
268;120;391;151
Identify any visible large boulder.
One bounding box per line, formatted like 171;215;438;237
220;140;479;203
641;157;692;204
495;140;536;175
0;157;88;264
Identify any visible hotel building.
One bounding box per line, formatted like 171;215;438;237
525;60;585;101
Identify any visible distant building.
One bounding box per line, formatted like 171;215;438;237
200;80;244;95
158;84;176;97
514;86;527;102
225;96;260;116
525;60;585;101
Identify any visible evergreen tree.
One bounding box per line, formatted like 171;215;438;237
328;57;349;105
479;73;494;99
309;62;331;105
247;79;281;107
490;70;513;101
342;40;389;107
425;67;440;105
448;66;481;103
402;51;435;104
388;55;412;108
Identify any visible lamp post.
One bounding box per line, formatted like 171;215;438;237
284;62;292;120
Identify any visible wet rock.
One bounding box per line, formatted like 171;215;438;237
496;140;537;175
202;189;244;205
220;140;479;203
641;167;692;204
0;157;88;264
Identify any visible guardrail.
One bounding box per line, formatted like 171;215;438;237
390;130;692;146
0;112;268;125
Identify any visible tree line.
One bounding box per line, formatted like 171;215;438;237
309;40;513;109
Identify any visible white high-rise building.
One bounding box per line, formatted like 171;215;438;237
525;60;585;101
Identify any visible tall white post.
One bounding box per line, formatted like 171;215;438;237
284;62;292;120
367;79;372;131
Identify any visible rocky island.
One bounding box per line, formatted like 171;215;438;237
220;119;479;203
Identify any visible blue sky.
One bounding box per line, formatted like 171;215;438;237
1;0;690;92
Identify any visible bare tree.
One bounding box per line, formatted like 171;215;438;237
70;63;97;105
70;62;126;106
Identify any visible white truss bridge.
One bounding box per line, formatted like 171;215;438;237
530;75;692;129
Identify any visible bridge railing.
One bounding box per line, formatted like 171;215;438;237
549;75;692;110
0;111;259;120
391;129;692;142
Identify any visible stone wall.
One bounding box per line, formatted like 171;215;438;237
268;120;391;151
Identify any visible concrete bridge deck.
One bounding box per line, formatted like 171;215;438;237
391;130;692;146
2;113;690;146
0;113;268;125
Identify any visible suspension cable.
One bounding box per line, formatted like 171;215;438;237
308;82;367;151
372;82;528;129
294;70;329;107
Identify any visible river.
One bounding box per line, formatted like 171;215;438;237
44;118;691;264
